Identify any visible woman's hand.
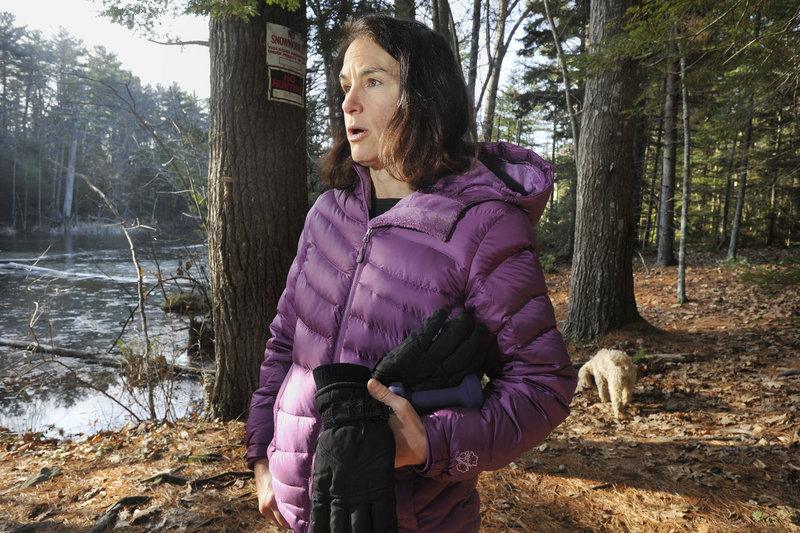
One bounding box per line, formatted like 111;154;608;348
253;459;289;529
367;378;428;467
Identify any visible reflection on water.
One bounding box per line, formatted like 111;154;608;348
0;231;210;436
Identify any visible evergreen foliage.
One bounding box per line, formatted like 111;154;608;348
2;0;798;251
0;12;208;231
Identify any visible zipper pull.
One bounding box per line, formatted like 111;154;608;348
357;228;373;263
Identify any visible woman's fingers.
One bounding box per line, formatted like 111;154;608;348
367;379;428;468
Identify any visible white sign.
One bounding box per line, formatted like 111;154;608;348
266;22;306;107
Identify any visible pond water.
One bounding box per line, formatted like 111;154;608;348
0;230;210;437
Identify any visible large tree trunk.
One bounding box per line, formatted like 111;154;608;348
207;3;308;420
563;0;640;342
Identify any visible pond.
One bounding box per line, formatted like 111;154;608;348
0;230;210;437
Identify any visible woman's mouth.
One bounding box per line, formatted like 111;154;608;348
347;126;368;142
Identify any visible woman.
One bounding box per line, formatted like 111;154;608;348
246;14;576;532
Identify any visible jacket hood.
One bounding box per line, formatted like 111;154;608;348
350;141;554;241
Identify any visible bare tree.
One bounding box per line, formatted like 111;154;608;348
478;0;531;141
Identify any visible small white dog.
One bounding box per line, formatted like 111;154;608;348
578;349;636;418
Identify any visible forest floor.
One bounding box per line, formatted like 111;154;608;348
1;247;799;532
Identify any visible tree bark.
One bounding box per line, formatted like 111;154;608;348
467;0;481;104
655;39;679;267
766;109;783;246
308;0;351;137
677;52;691;304
641;117;661;247
563;0;640;342
395;0;415;19
727;105;752;260
717;136;736;248
431;0;459;61
207;3;308;420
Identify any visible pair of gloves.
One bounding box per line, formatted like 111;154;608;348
310;309;485;533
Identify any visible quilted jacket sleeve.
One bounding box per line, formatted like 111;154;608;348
245;221;312;469
416;204;576;481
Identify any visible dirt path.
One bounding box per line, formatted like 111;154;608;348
2;249;798;532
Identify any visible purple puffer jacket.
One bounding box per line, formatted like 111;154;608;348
246;142;576;532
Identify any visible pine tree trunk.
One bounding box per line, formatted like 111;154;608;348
207;3;308;420
677;53;691;304
655;42;679;267
631;74;649;248
563;0;640;342
431;0;458;58
718;136;737;247
642;115;662;247
766;110;783;247
467;0;481;104
727;109;753;260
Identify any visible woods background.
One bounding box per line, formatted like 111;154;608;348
1;0;798;416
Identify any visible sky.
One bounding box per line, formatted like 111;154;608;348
6;0;211;99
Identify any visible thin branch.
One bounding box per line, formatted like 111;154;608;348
147;39;209;47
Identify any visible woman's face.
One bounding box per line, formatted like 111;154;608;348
339;37;401;170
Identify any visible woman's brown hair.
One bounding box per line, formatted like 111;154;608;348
318;14;477;190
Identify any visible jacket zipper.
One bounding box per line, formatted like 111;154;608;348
356;227;373;263
332;226;374;361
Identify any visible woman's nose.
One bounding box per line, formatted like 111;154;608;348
342;87;361;115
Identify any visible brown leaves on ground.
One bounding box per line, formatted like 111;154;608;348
1;248;799;532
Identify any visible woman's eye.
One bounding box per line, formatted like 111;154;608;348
342;85;351;94
367;78;381;87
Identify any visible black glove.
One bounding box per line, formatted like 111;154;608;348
371;309;485;393
311;363;397;533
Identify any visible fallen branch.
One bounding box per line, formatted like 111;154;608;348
0;337;209;377
87;495;151;533
190;471;254;490
9;521;55;533
140;468;253;490
140;472;189;486
650;429;757;443
1;338;101;361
